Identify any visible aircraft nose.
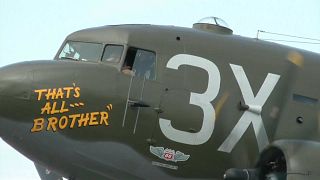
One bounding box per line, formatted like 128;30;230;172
0;63;33;100
0;62;33;137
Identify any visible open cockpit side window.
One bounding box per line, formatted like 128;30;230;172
58;41;103;62
122;48;156;80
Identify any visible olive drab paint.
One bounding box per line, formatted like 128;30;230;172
160;54;280;153
159;54;221;145
1;23;319;180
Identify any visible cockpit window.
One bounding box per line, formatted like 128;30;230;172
102;45;124;63
58;41;103;62
122;48;156;80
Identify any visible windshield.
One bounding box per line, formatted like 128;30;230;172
58;41;103;62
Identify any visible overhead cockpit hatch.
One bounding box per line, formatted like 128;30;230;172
193;17;233;35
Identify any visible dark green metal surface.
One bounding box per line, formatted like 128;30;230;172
1;24;320;180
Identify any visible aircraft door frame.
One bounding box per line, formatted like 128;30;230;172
119;47;161;143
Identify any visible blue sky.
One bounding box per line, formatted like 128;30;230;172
0;0;319;179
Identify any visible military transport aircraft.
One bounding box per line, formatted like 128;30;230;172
1;17;320;180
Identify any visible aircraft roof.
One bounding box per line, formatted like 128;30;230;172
65;24;319;61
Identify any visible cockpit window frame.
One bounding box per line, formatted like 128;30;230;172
101;44;126;64
57;40;104;63
55;41;157;80
56;40;128;65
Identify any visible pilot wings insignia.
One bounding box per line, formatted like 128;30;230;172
150;146;190;162
150;146;165;158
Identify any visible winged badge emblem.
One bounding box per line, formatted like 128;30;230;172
150;146;190;162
